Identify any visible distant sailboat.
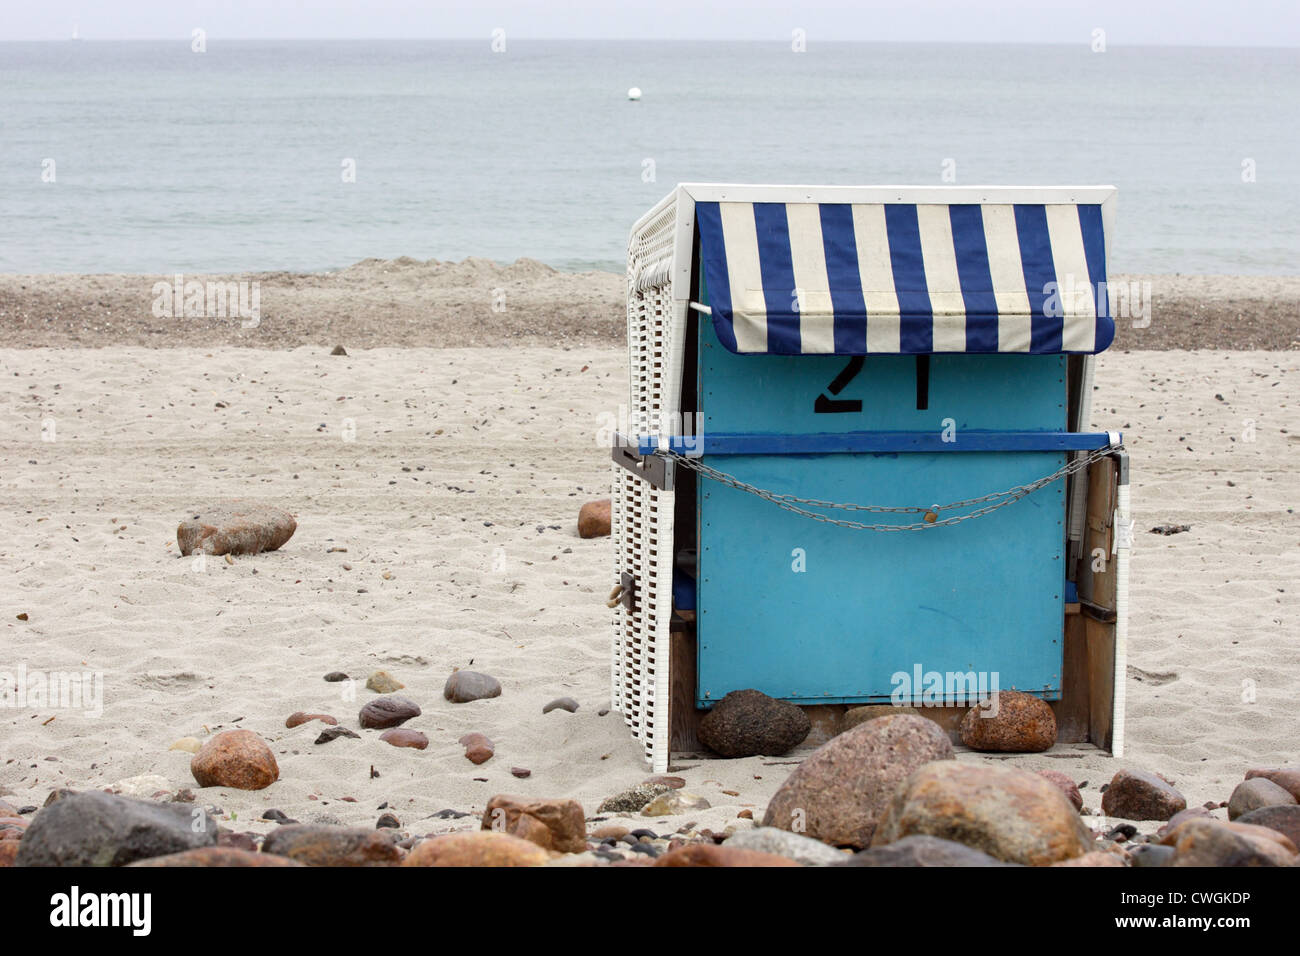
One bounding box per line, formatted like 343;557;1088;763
70;22;84;41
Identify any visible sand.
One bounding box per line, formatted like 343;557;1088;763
0;260;1297;350
1;336;1296;840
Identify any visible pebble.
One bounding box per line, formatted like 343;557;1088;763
315;726;360;745
168;737;203;754
510;767;531;778
578;498;612;538
1101;769;1187;821
176;506;296;556
190;730;279;791
379;728;429;750
443;670;502;703
285;712;337;729
366;670;404;693
358;695;422;729
642;791;711;816
323;671;350;682
542;696;579;714
376;813;401;829
460;732;495;764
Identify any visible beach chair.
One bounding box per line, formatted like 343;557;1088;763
612;185;1131;773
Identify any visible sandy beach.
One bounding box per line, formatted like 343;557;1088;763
1;262;1297;850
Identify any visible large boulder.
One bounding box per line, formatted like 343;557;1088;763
959;690;1057;753
1228;778;1297;820
1234;805;1300;848
177;505;296;556
16;791;217;867
261;825;402;866
762;714;954;848
698;689;810;758
482;795;586;853
1161;819;1298;867
402;831;549;867
873;762;1094;866
1100;769;1186;821
190;729;279;790
1245;768;1300;801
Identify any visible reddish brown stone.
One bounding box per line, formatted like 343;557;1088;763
190;729;279;791
481;795;586;853
0;843;19;867
1053;851;1125;867
128;847;304;867
653;844;800;867
402;831;549;867
1156;806;1214;838
874;762;1094;866
1245;768;1300;801
261;825;402;866
578;499;611;538
1101;769;1187;821
959;690;1057;753
177;505;296;556
285;712;337;728
1161;819;1297;867
460;732;495;764
379;728;429;750
1235;805;1300;848
1228;778;1296;819
762;714;954;848
1035;769;1083;812
358;695;421;729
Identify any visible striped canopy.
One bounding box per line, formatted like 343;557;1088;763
695;200;1113;355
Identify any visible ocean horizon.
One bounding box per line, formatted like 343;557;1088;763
1;38;1296;275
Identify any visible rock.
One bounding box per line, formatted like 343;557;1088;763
379;728;429;750
315;726;360;744
366;670;404;693
176;505;296;556
1156;806;1214;837
642;775;686;790
511;767;531;778
110;774;173;799
1235;805;1300;847
842;834;1016;867
190;730;279;791
358;695;421;729
1101;769;1187;821
129;847;304;867
724;827;847;866
698;689;811;758
762;714;954;848
323;671;350;682
958;690;1057;753
542;696;579;714
599;783;672;813
443;670;502;703
482;796;586;853
873;762;1094;866
1162;819;1297;867
578;498;612;538
1228;778;1297;820
0;843;19;867
1245;768;1300;801
261;825;402;866
840;705;921;733
1035;769;1083;812
330;345;348;356
591;824;630;840
1129;843;1176;867
653;844;800;867
1053;851;1126;867
169;737;203;753
642;791;711;816
460;732;495;764
15;791;217;866
403;831;549;867
285;712;337;728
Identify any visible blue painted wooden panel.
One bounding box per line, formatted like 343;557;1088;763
695;315;1067;706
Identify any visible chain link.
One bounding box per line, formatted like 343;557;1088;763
658;444;1116;532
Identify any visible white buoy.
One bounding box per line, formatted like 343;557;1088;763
627;87;642;101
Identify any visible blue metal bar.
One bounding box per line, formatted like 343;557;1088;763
637;430;1119;456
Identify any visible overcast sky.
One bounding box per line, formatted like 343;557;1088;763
3;0;1298;46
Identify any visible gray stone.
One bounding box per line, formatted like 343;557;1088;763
16;791;217;867
841;835;1017;867
1235;805;1300;847
598;783;672;813
443;670;502;703
724;827;848;866
542;697;579;714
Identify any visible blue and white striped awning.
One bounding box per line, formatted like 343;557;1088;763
695;201;1113;355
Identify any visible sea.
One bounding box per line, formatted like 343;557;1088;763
0;39;1296;275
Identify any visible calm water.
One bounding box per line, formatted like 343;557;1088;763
0;39;1296;274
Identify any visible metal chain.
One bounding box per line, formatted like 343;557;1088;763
658;444;1115;532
